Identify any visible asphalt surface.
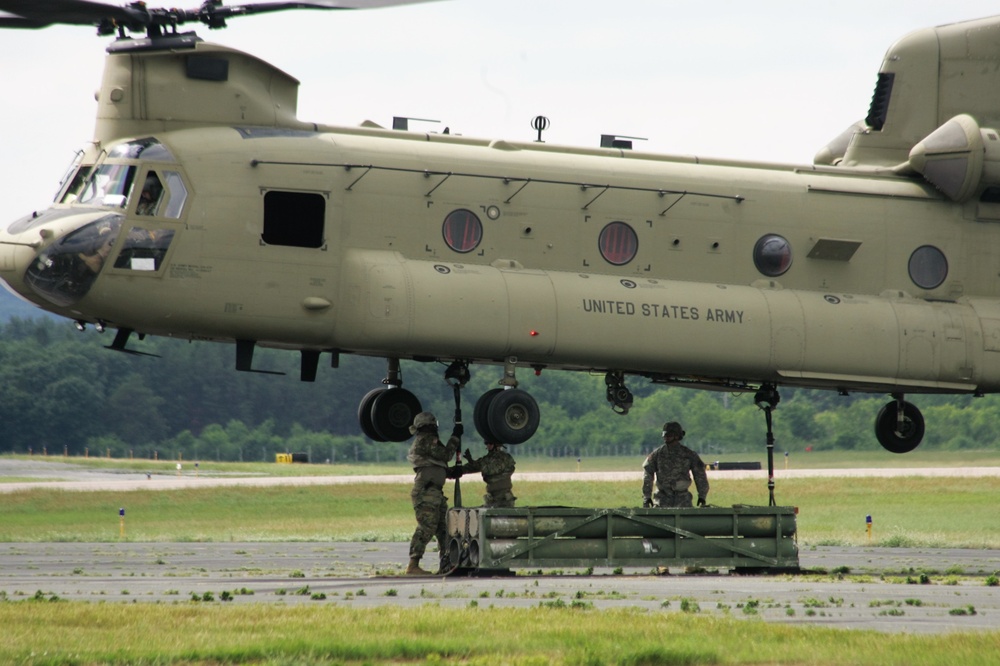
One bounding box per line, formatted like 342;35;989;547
3;459;1000;634
2;541;999;634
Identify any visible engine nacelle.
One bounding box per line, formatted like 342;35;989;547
908;114;1000;202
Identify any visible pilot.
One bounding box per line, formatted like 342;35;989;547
642;421;710;508
135;173;163;216
78;224;116;273
405;410;462;576
454;440;517;508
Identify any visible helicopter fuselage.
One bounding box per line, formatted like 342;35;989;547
2;122;993;390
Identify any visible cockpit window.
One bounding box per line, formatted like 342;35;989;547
59;166;93;204
55;149;93;203
107;137;175;161
161;171;188;219
133;170;188;219
24;213;123;307
114;227;176;271
77;164;136;208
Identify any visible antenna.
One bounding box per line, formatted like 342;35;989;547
531;115;550;143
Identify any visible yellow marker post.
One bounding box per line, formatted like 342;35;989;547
866;514;872;542
119;507;126;539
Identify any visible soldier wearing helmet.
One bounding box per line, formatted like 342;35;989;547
405;410;462;575
456;440;517;508
641;421;709;508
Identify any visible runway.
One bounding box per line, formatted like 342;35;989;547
3;457;1000;493
2;540;999;634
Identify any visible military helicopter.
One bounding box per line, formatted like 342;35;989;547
3;1;1000;453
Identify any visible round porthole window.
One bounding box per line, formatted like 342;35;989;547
753;234;792;277
598;221;638;266
908;245;948;290
442;209;483;253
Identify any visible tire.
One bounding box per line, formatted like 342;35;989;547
371;388;422;442
474;388;504;442
486;388;540;445
357;388;387;442
874;400;924;454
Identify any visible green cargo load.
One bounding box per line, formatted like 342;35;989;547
446;505;799;574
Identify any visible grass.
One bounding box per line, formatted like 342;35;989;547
3;603;999;665
1;476;999;546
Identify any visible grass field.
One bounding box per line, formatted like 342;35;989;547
4;604;1000;666
2;474;999;547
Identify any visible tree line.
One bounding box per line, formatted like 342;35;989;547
1;317;997;462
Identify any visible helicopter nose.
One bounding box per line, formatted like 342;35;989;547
0;238;40;300
0;208;123;308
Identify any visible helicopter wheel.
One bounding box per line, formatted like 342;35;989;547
370;387;422;442
874;399;924;454
357;388;387;442
474;388;504;442
486;388;540;445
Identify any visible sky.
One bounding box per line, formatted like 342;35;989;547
1;1;998;240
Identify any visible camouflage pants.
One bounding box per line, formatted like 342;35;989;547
409;483;448;561
654;490;693;508
483;490;517;508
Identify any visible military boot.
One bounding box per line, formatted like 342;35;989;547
405;558;430;576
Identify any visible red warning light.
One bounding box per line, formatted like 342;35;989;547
530;330;539;336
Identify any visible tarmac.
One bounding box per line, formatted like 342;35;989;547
3;459;1000;634
1;541;999;634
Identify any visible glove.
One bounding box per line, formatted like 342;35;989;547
697;496;706;507
446;466;463;479
451;423;464;439
463;448;473;464
642;498;652;508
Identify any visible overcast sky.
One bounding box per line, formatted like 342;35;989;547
1;1;998;233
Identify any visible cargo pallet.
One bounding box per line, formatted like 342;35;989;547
446;505;799;575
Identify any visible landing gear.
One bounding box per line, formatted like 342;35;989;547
874;394;924;454
479;388;540;444
473;357;540;445
358;357;541;445
357;358;422;442
605;371;633;415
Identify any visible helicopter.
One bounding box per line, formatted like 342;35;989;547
3;1;1000;453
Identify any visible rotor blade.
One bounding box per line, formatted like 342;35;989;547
238;0;439;8
216;0;440;15
0;0;147;29
0;0;441;33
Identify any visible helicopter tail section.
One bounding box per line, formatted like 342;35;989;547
819;16;1000;204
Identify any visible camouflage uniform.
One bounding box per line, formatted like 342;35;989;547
642;439;709;508
463;445;517;508
407;429;460;566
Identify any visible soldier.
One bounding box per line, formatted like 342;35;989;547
642;421;709;508
456;440;517;508
405;410;462;575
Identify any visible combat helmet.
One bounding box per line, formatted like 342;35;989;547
661;421;685;439
409;411;438;435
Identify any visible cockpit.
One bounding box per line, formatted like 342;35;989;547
3;137;189;308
